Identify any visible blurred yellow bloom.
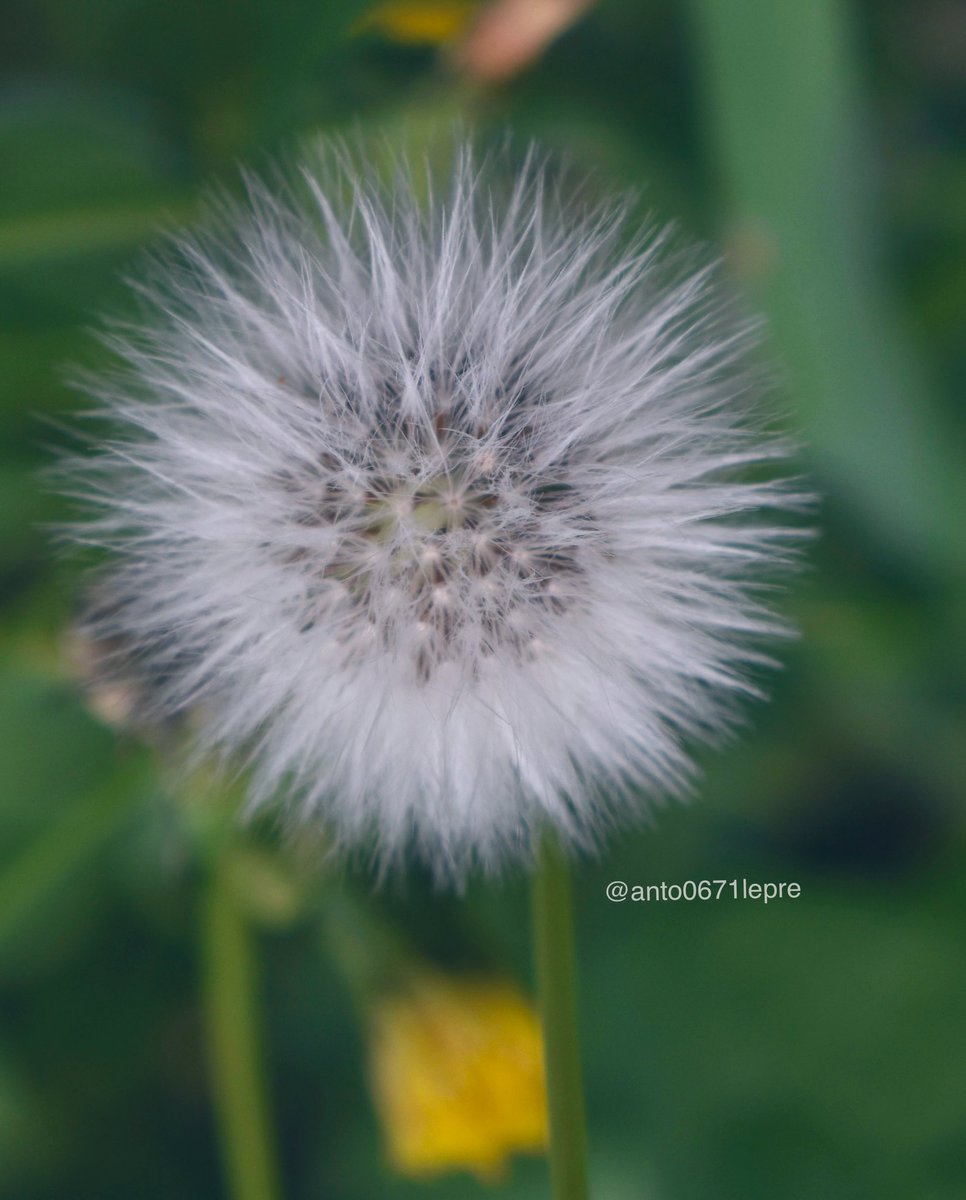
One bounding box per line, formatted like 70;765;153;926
368;974;548;1181
354;1;478;45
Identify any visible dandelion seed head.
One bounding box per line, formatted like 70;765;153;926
63;138;806;883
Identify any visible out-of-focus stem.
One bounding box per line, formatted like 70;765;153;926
201;857;284;1200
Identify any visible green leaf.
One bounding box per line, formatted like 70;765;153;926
0;199;192;270
692;0;966;579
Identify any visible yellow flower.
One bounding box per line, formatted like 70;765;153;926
368;974;548;1181
353;1;478;45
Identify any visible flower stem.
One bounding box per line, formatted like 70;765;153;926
532;830;590;1200
201;856;284;1200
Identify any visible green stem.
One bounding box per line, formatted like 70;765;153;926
532;831;590;1200
201;857;284;1200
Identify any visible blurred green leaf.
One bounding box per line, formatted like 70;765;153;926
0;88;176;216
0;754;151;947
0;199;192;270
692;0;966;580
0;87;190;271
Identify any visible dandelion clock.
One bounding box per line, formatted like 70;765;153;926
60;137;806;1200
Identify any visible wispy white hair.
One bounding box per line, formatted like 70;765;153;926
62;138;805;883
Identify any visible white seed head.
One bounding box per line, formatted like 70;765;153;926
62;139;805;884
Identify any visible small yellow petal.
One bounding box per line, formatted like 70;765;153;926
354;1;479;46
368;974;548;1181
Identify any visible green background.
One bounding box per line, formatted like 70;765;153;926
2;1;965;1197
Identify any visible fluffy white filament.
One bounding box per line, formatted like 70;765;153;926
64;140;803;882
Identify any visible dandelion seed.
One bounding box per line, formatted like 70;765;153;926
61;138;805;883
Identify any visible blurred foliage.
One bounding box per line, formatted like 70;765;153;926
1;0;965;1198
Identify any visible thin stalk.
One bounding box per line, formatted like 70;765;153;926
201;857;284;1200
532;831;590;1200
